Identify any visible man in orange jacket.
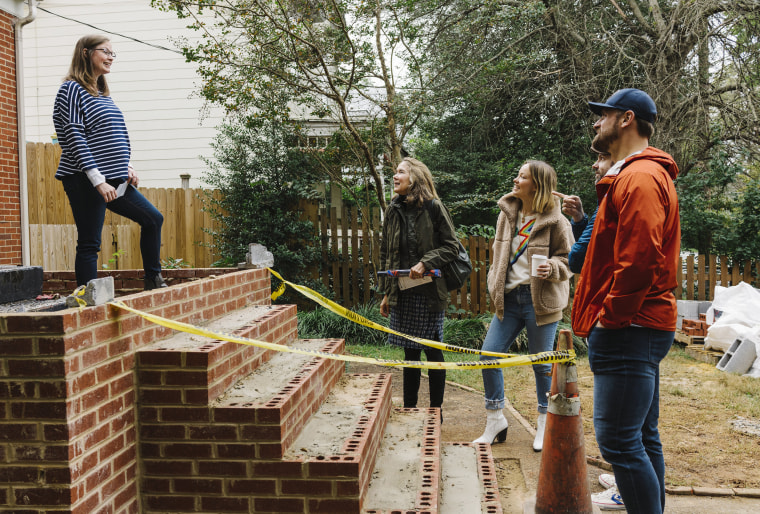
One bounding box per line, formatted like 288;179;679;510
572;89;680;513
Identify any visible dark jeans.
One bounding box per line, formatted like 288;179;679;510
61;173;164;286
402;347;446;409
588;325;674;514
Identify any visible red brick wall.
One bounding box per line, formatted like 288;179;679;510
0;11;21;265
0;269;274;513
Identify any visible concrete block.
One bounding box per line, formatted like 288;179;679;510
238;243;274;269
698;301;712;314
65;277;115;307
716;338;757;374
677;300;700;319
0;266;44;303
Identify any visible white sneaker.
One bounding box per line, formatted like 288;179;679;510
591;485;625;511
598;473;616;489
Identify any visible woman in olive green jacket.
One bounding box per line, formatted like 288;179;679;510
378;157;459;413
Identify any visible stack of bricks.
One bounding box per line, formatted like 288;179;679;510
681;315;709;337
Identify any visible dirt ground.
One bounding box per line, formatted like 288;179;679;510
350;346;760;501
502;351;760;490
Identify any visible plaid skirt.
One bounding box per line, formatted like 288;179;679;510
388;292;445;350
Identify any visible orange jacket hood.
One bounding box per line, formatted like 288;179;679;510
571;147;681;337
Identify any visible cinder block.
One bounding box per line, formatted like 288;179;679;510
677;300;700;319
717;338;757;374
0;265;43;303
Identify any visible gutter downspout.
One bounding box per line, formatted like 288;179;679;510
14;0;37;266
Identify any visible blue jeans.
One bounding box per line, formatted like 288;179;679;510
62;173;164;286
588;326;674;514
480;285;558;413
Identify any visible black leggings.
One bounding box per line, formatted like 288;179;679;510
403;347;446;408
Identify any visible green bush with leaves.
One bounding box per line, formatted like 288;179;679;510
297;303;389;346
202;116;327;301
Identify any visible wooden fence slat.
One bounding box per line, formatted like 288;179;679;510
183;188;195;267
676;256;683;299
320;202;329;290
709;254;717;301
341;207;350;306
195;190;208;267
330;207;339;296
720;255;728;288
697;254;706;301
27;144;43;225
350;207;359;306
686;255;695;300
361;208;370;304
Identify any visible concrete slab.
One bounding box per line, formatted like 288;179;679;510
0;265;43;303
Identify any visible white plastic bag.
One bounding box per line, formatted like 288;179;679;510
705;282;760;325
703;283;760;372
704;321;752;352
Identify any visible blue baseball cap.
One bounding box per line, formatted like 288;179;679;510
588;88;657;124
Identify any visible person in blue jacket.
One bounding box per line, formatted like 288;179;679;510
561;148;612;273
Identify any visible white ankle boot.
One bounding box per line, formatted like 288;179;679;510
473;409;509;444
533;412;547;451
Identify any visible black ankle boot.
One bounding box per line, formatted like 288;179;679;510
144;274;168;290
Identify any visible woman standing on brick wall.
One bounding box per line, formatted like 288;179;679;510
53;34;167;290
377;157;460;420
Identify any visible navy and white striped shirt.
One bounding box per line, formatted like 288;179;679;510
53;80;131;180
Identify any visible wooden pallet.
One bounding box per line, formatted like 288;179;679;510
684;344;723;365
674;330;705;346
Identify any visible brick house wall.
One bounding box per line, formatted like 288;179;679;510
0;9;22;265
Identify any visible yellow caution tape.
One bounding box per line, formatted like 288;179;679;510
109;300;575;370
268;268;519;358
71;285;87;309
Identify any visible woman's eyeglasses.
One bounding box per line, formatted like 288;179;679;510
92;48;116;58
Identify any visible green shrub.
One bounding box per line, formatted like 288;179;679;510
298;303;492;350
442;315;489;349
297;303;388;346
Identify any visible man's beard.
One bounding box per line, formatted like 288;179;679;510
591;114;622;153
592;125;618;153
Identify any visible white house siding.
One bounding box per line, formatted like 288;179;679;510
22;0;225;188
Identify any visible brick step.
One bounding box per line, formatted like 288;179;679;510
280;373;394;513
213;338;347;456
362;408;441;513
439;443;502;514
136;299;347;512
362;417;503;514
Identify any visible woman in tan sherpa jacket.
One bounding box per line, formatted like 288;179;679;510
473;160;573;451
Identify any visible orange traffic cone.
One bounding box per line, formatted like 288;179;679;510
534;329;593;513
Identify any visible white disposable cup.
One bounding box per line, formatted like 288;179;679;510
531;255;548;277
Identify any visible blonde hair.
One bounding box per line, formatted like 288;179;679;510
399;157;439;207
525;160;557;214
64;35;110;97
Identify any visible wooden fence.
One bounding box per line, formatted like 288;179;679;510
298;199;494;316
298;196;760;314
26;143;758;313
26;142;220;270
677;253;760;301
